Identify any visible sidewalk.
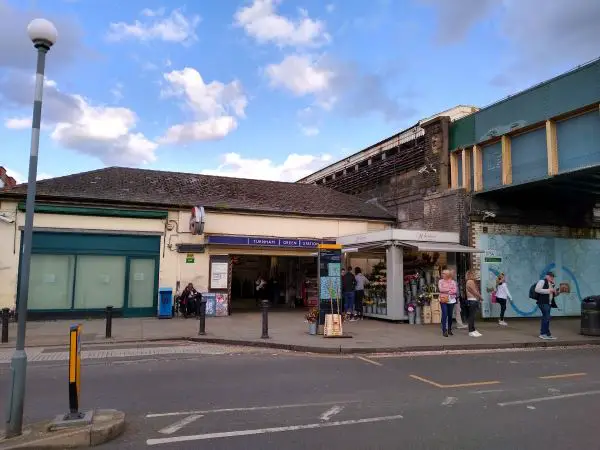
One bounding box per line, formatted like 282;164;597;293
1;311;599;353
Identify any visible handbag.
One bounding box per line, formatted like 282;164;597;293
439;294;449;304
491;291;497;303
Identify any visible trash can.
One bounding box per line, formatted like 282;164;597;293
581;296;600;336
158;288;173;319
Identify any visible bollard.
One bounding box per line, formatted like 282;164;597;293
198;297;207;336
105;305;113;339
261;299;269;339
1;308;9;343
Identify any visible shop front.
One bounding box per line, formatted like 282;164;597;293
337;229;482;321
204;234;336;312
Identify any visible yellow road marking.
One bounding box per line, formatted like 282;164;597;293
356;356;383;367
539;372;587;380
410;374;501;389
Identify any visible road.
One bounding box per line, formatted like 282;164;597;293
1;343;600;449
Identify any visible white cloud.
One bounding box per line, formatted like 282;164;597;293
266;54;334;96
1;75;157;166
202;152;333;181
4;168;53;184
300;125;319;136
159;67;247;144
111;82;124;103
4;117;30;129
234;0;330;47
107;8;201;45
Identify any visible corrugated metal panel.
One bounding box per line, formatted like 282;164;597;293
482;142;502;189
511;128;548;184
450;58;600;150
557;110;600;172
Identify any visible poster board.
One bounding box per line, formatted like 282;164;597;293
317;244;342;326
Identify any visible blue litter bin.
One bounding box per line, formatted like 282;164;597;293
158;288;173;319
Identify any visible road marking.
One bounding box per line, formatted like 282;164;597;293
538;372;587;380
410;374;500;389
146;400;360;418
498;389;600;407
356;356;383;367
548;388;561;396
472;389;504;394
158;415;203;435
441;397;457;406
146;414;404;446
527;406;536;410
320;405;344;421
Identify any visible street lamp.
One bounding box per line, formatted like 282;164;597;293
4;18;57;438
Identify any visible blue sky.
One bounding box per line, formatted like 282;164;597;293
1;0;598;182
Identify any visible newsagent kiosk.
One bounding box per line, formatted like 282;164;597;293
336;229;483;321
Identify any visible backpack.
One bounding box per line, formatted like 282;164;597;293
529;280;548;301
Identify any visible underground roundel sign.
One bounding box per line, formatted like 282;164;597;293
189;206;205;235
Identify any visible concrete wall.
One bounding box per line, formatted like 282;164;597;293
0;200;389;308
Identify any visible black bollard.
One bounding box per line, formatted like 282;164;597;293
261;299;269;339
1;308;9;343
198;298;207;336
105;305;113;339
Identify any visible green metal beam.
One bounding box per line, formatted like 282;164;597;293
17;202;168;219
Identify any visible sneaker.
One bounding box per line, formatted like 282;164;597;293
539;334;550;340
473;330;483;337
545;335;557;340
498;320;508;326
468;331;480;337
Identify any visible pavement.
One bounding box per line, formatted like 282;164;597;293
1;311;599;354
0;343;599;449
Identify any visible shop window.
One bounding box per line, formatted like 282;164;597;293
128;259;156;308
28;254;75;310
74;256;126;309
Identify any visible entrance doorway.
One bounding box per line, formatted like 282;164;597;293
230;255;317;311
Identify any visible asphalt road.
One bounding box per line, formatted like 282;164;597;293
1;345;600;449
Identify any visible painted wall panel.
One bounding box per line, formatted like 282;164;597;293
482;142;502;189
511;128;548;184
557;111;600;172
479;233;600;318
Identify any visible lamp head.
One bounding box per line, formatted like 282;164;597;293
27;18;58;50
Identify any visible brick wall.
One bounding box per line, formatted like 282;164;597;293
423;189;470;233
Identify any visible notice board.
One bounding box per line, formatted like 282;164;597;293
317;244;342;325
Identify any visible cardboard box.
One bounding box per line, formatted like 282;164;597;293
432;311;441;324
423;311;432;324
430;300;441;313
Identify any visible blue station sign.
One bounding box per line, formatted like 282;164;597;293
206;235;336;249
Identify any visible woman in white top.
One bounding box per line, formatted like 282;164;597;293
495;273;512;326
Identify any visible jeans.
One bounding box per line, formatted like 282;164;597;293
355;290;365;317
539;303;552;336
496;298;507;321
343;291;355;314
441;303;455;333
467;300;479;332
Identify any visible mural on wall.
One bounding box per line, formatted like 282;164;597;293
480;234;600;318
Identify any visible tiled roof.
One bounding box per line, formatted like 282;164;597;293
0;167;394;220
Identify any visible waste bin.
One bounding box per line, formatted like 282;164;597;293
581;296;600;336
158;288;173;319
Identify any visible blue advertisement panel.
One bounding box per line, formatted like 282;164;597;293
206;235;336;249
479;234;600;318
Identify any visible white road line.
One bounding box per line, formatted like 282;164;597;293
441;397;457;406
146;415;404;446
146;400;360;418
356;356;383;367
498;390;600;407
158;415;203;435
472;389;504;394
320;405;344;421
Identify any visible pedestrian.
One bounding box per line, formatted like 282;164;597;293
465;270;484;337
451;269;467;329
342;266;357;321
354;267;369;320
495;272;512;326
534;272;558;340
438;269;458;337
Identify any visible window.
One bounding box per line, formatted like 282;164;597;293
28;255;75;310
74;256;126;309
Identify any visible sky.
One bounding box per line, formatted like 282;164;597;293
1;0;599;184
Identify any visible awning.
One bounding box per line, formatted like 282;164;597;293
398;240;483;253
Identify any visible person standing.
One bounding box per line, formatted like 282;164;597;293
342;266;356;320
354;267;369;320
451;269;467;329
465;270;484;337
535;272;557;340
495;273;512;326
438;270;457;337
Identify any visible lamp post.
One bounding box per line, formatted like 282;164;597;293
4;18;57;438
